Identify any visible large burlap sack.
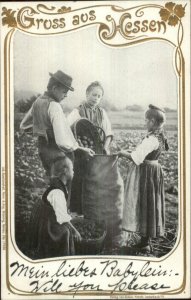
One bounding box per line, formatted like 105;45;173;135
70;118;106;213
82;155;124;247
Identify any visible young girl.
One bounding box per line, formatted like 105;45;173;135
68;81;113;154
117;105;168;252
27;156;82;259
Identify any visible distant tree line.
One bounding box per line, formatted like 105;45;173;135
15;94;176;113
125;105;144;111
15;95;40;113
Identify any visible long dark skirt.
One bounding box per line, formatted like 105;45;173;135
140;160;165;237
27;200;75;259
122;160;165;238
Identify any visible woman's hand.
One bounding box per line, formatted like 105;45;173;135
68;222;82;242
74;229;82;242
103;147;110;155
116;150;132;159
116;150;127;157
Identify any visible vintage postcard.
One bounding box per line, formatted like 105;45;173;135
1;0;190;299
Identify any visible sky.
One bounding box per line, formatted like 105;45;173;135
14;26;178;109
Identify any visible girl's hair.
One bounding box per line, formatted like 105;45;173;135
50;156;73;179
86;81;104;95
145;104;166;127
47;77;68;91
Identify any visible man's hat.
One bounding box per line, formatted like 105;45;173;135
49;70;74;91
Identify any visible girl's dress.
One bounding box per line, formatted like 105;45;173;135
122;130;167;238
27;178;75;259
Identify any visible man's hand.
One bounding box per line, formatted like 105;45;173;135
78;147;95;157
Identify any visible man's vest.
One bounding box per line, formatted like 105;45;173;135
32;93;55;141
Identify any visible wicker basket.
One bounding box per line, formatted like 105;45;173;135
71;217;107;255
71;118;106;154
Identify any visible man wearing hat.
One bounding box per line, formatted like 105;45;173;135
20;70;94;176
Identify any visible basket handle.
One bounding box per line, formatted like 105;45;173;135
94;125;106;144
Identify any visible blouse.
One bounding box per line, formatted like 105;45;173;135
131;135;159;165
47;188;72;224
67;107;113;138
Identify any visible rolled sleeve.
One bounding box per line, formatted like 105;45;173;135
47;189;72;224
20;106;33;130
48;102;78;152
131;135;159;165
67;109;81;127
102;109;113;138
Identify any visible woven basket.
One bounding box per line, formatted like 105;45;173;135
71;217;107;255
72;118;106;154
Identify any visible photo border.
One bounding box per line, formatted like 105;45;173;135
1;1;189;297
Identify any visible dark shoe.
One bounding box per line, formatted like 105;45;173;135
118;246;138;255
118;246;128;255
133;237;153;253
134;236;149;246
138;244;153;253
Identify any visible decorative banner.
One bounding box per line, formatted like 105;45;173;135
1;2;187;78
1;3;186;43
1;1;190;299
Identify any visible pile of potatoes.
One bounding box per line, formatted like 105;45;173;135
77;135;96;151
72;218;105;240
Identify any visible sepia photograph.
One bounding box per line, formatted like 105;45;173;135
1;1;190;298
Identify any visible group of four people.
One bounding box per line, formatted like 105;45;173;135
20;70;168;258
